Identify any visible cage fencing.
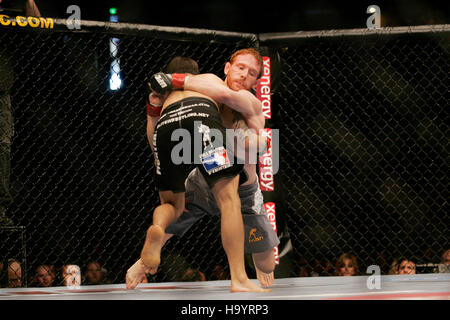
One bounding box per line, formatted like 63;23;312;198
0;19;448;286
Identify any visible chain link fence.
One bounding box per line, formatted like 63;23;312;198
263;26;449;277
0;19;448;287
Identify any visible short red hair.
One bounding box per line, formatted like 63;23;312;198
229;48;264;79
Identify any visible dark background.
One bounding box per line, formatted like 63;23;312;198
18;0;450;33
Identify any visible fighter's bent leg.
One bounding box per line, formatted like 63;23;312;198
211;176;270;293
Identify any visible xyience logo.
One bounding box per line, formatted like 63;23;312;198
259;128;275;191
265;202;279;265
257;57;271;120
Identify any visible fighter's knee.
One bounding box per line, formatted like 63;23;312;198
253;252;276;274
154;202;182;217
256;260;275;274
214;192;241;213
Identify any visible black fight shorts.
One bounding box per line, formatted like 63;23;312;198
153;97;243;193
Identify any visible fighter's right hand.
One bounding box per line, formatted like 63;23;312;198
149;72;187;94
149;72;172;94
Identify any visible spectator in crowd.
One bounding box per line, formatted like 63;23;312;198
297;258;311;277
322;259;334;276
31;264;56;287
181;268;206;282
376;250;390;275
210;264;230;281
83;261;105;285
390;258;416;275
388;258;399;275
0;258;22;287
310;259;321;277
398;258;416;275
438;249;450;273
334;253;360;276
309;258;334;277
61;264;81;287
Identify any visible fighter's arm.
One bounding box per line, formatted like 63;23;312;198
234;118;269;156
146;115;159;153
145;90;167;152
148;72;263;119
184;73;262;117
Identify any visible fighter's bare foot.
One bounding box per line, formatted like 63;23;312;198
126;259;147;290
256;269;274;287
230;278;272;293
141;225;165;275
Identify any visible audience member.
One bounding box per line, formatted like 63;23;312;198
5;249;447;287
322;259;334;276
438;249;450;273
31;264;56;287
62;264;81;287
388;257;416;275
397;258;416;275
335;253;360;276
297;258;311;277
310;259;321;277
375;250;390;275
83;261;108;285
210;264;230;281
310;258;334;277
388;258;399;275
181;268;206;282
0;258;22;287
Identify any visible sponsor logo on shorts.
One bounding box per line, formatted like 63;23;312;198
200;146;231;174
249;228;264;243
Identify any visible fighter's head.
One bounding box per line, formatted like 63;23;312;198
149;56;200;107
166;56;200;75
224;48;263;91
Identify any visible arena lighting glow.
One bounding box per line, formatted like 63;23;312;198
109;8;122;90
